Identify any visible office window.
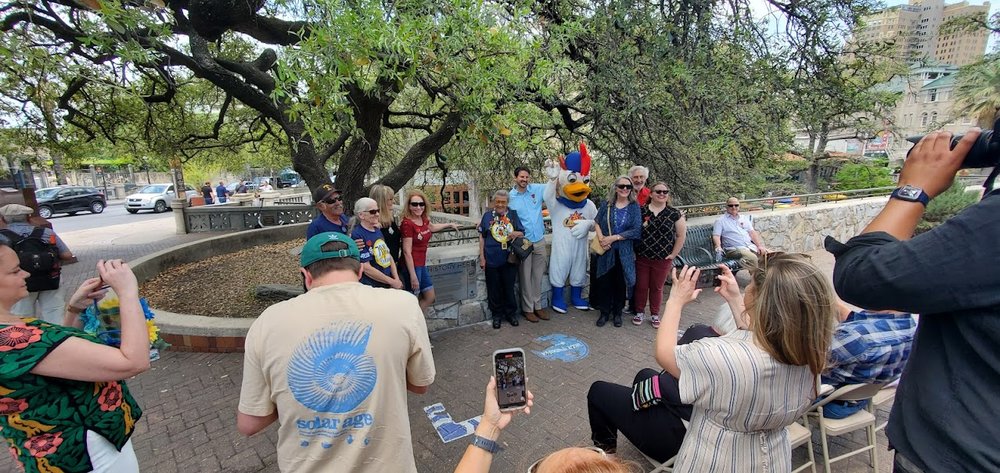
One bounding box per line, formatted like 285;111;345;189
921;112;929;126
929;89;938;102
931;112;938;124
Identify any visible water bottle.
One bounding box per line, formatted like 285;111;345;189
715;248;723;263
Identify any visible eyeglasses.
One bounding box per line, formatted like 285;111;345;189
364;209;379;215
528;446;607;473
653;190;670;195
616;184;633;190
323;196;343;204
727;204;739;208
409;201;426;207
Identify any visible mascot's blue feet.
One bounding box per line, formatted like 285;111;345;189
551;286;568;314
571;286;590;310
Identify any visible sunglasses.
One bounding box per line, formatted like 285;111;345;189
363;209;379;215
322;196;343;204
727;204;739;208
528;446;607;473
409;201;426;207
616;184;634;190
653;190;670;195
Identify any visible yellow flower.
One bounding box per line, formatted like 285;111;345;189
146;320;160;344
97;296;120;311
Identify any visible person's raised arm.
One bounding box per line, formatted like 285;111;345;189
454;377;533;473
32;260;150;381
657;266;702;377
62;277;107;328
862;129;979;240
714;265;748;330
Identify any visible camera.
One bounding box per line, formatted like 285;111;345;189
906;118;1000;169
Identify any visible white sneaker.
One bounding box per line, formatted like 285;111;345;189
632;312;644;326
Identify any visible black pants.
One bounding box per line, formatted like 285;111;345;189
587;368;690;462
485;263;518;319
586;325;718;462
594;259;627;315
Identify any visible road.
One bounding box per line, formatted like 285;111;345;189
45;200;174;234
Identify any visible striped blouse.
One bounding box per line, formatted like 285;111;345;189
673;330;814;472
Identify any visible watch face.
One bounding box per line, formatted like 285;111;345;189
899;187;921;199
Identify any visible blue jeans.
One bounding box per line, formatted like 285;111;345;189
822;399;868;419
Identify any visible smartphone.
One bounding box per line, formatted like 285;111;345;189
694;267;722;289
492;348;528;411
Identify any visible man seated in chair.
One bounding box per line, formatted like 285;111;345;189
712;197;768;267
819;302;916;418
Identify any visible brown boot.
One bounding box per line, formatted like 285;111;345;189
534;309;550;321
524;311;540;323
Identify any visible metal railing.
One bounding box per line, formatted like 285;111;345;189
676;187;896;218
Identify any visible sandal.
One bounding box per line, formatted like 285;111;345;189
650;315;661;329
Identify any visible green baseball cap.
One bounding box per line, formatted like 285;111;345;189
300;232;360;267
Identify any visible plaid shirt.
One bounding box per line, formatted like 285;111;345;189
822;311;916;386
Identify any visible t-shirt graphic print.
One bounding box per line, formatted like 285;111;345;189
287;321;377;448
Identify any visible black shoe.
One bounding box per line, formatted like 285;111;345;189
596;313;609;327
613;313;623;327
506;315;520;327
492;318;501;329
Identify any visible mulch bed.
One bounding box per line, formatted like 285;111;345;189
140;240;302;318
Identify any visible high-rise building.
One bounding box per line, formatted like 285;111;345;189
854;0;991;67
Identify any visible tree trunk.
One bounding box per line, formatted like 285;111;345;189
805;131;829;193
333;97;389;205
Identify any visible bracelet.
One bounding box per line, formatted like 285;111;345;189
470;435;502;454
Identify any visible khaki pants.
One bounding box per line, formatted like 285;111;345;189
724;247;760;268
518;240;548;312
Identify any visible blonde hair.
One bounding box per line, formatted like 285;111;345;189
369;184;396;228
745;253;836;376
605;176;636;204
402;189;431;222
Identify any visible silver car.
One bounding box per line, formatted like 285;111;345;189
125;183;196;213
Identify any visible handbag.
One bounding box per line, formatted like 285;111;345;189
589;206;614;256
511;236;534;261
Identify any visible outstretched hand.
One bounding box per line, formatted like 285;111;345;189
667;265;702;305
67;277;108;312
96;259;138;297
714;264;741;303
479;376;533;435
543;159;561;180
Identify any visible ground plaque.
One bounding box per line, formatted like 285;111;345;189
428;259;477;305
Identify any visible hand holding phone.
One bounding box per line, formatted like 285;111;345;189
694;267;722;289
492;348;528;411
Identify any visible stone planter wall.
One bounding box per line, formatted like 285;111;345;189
137;197;888;351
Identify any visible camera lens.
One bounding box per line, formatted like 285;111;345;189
906;120;1000;169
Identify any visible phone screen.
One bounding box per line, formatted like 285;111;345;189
493;349;527;411
694;267;722;289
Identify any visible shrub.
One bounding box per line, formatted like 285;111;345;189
915;180;980;234
834;163;894;190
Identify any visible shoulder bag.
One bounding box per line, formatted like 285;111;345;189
589;205;613;256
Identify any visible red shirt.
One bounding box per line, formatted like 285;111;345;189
637;187;651;206
401;217;433;267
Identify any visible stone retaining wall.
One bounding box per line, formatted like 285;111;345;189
138;197;889;351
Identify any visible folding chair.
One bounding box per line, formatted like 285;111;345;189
870;383;898;433
789;415;817;473
807;382;886;473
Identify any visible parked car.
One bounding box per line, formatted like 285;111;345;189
125;183;196;213
34;186;106;219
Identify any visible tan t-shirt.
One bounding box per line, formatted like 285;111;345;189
239;282;436;473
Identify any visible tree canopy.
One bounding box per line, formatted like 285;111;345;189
1;0;895;203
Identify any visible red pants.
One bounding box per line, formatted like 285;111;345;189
633;257;672;316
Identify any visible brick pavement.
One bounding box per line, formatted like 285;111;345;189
0;227;900;472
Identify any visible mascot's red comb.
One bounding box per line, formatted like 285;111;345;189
559;142;591;176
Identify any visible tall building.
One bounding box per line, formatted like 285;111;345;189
854;0;991;67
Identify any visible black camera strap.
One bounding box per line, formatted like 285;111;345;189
983;165;1000;200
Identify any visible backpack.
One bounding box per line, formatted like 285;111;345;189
0;228;61;292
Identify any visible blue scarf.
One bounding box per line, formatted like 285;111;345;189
556;196;588;209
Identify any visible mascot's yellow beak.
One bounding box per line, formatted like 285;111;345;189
561;182;591;202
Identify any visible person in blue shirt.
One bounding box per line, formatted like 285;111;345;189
306;184;350;239
350;197;404;289
507;166;549;323
215;181;229;204
478;190;525;329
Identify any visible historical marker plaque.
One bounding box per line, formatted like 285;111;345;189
428;260;477;305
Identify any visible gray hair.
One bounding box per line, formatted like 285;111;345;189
628;165;649;178
491;189;509;202
606;176;637;204
353;197;377;214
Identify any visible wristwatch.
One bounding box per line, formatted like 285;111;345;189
471;435;502;454
890;185;929;206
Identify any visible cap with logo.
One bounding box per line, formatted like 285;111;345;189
312;184;340;204
300;232;360;267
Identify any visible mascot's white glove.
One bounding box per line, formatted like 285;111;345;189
544;159;561;180
570;219;593;239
